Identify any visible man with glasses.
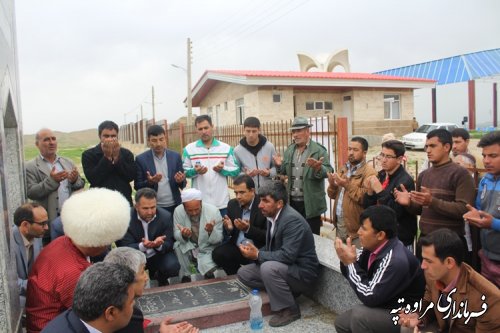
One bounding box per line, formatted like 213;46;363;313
82;120;136;206
363;140;417;250
12;203;48;307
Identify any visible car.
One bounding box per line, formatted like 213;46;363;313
402;122;459;150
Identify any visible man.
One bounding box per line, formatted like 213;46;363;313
463;131;500;287
26;188;130;333
117;188;180;286
173;188;223;281
328;137;377;247
234;116;276;189
182;115;239;216
334;205;425;333
273;116;333;235
105;248;199;333
135;125;186;214
212;175;267;275
451;127;484;171
394;129;475;256
399;229;500;332
26;128;85;244
41;262;136;333
412;117;419;132
82;120;136;205
237;181;319;327
12;203;46;307
363;140;417;249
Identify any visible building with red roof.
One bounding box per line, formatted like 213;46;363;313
190;69;435;136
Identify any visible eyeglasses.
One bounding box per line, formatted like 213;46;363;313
31;220;49;227
378;153;398;160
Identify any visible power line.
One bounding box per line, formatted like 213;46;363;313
196;0;293;56
196;0;311;63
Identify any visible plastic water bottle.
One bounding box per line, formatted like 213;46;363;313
249;289;263;331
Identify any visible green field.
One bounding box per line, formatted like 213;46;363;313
24;146;86;167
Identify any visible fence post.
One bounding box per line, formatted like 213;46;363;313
336;117;349;169
180;123;185;150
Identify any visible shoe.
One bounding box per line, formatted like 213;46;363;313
204;272;215;279
157;278;169;287
181;275;191;283
269;305;301;327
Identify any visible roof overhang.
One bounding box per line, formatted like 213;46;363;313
191;70;436;107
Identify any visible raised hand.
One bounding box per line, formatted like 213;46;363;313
176;223;192;239
464;204;493;229
222;215;233;232
194;164;208;175
234;218;250;231
67;167;80;184
394;183;411;206
147;171;163;184
244;167;259;177
212;161;224;173
50;166;68;182
174;171;186;184
306;156;324;171
410;186;432;206
258;168;271;177
204;219;215;234
334;237;357;265
273;153;282;167
239;241;259;260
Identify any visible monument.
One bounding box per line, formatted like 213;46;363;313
1;0;27;332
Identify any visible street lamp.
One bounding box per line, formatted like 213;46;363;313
171;63;193;125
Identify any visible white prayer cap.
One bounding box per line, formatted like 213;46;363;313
61;188;130;247
181;188;202;203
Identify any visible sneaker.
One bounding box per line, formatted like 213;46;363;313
204;272;215;279
181;275;192;283
269;305;301;327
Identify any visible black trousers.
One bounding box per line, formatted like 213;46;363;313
212;242;251;275
290;199;322;235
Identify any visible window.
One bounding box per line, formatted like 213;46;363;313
224;101;228;111
215;105;220;127
272;93;281;103
384;94;400;119
207;106;213;119
306;101;332;111
235;98;245;125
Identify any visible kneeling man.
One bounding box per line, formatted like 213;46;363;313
212;175;267;275
117;188;180;286
237;181;319;327
174;188;223;281
334;205;425;333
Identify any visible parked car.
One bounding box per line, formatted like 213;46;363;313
402;122;459;150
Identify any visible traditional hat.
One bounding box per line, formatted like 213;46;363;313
61;188;130;247
181;188;203;202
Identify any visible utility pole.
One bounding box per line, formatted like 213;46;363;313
187;37;193;125
152;86;156;124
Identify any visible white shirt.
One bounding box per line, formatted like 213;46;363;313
267;208;283;238
137;214;162;258
80;320;102;333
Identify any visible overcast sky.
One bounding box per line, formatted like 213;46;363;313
15;0;500;134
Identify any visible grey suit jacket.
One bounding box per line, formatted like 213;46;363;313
13;225;42;306
258;204;320;284
25;155;85;221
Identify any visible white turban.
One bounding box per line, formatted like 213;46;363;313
61;188;130;247
181;188;202;203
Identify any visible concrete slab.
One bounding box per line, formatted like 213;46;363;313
141;276;271;332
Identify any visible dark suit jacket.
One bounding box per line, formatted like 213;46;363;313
134;149;186;206
117;207;175;254
258;204;320;284
41;309;90;333
13;225;42;306
226;196;267;248
82;144;136;205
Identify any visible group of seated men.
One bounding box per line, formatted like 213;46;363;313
15;113;500;332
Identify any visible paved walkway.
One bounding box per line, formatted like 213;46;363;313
202;295;337;333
